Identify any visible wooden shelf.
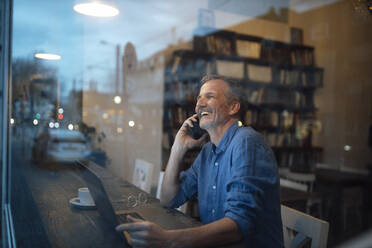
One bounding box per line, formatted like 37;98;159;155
172;49;321;70
162;30;324;170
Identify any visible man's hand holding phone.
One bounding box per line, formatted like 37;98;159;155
173;114;208;154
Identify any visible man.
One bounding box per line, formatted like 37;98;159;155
116;75;283;247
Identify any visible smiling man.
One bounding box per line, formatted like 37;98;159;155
116;75;283;247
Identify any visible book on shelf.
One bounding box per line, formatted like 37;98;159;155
246;109;259;125
171;56;181;74
247;64;272;83
216;60;244;78
264;133;277;147
289;70;298;86
276;134;285;147
270;112;279;126
257;88;265;103
300;71;307;87
249;90;259;103
283;112;294;128
280;69;288;85
295;92;304;107
236;40;261;58
205;35;233;55
290;49;315;66
244;110;253;125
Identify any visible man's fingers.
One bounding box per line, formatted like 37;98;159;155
183;119;194;128
115;222;148;232
183;114;199;129
127;215;143;223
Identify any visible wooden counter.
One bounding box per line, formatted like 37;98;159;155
18;159;244;248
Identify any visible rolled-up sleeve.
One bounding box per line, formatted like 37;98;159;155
223;137;278;242
169;153;201;208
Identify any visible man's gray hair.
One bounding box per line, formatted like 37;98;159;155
200;74;243;105
200;74;245;117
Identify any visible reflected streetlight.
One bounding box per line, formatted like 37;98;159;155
114;96;122;104
73;1;119;17
34;53;61;60
102;113;109;119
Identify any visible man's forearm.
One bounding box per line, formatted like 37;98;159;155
160;145;186;206
167;217;243;248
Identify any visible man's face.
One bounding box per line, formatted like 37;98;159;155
195;79;233;131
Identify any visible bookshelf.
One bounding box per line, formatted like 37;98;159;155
162;30;323;173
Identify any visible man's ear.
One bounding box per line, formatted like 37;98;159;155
229;101;240;115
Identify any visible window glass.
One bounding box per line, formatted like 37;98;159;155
9;0;372;247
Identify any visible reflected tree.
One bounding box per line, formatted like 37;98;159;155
12;57;58;124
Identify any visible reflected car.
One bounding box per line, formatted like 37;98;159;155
32;129;91;164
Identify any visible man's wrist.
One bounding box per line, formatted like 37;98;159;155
166;229;189;248
170;144;187;159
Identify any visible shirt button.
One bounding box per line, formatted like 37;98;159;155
214;162;218;166
212;185;216;190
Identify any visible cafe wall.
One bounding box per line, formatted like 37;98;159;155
288;0;372;171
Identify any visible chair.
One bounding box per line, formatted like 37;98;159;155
279;169;322;218
281;205;329;248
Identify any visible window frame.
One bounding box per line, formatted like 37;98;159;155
1;0;15;247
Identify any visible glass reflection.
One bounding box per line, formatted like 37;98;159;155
9;0;372;246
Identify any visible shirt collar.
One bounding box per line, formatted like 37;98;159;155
212;121;240;154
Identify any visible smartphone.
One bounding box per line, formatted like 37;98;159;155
117;212;145;223
188;117;207;139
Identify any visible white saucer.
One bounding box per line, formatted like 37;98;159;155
69;197;96;210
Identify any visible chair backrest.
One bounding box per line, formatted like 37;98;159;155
280;170;316;192
281;205;329;248
280;178;308;192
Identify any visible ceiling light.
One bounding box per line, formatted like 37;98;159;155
73;2;119;17
34;53;61;60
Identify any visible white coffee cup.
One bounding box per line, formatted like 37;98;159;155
78;187;94;205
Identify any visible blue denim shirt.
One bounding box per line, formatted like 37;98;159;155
170;121;283;247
